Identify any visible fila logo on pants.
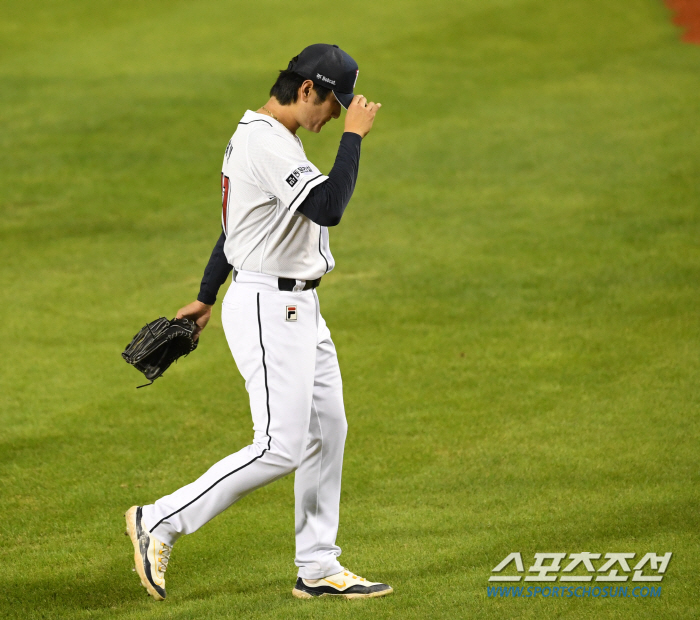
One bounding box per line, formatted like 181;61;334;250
286;306;297;321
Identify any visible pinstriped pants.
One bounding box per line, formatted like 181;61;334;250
141;273;347;579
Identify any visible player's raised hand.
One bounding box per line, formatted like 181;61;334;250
176;300;212;341
344;95;382;138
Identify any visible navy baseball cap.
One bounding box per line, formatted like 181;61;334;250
288;44;359;109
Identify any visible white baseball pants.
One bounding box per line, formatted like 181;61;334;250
141;271;347;579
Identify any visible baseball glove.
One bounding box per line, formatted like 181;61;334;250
122;317;198;388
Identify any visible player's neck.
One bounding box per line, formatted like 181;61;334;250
258;99;299;135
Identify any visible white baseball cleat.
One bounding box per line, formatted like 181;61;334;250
292;568;393;599
125;506;171;601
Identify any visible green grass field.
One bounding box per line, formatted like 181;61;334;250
1;1;699;618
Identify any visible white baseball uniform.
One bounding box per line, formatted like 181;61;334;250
141;111;347;579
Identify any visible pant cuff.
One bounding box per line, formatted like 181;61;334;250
140;504;180;547
297;560;344;580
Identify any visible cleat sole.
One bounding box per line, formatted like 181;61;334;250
292;586;393;600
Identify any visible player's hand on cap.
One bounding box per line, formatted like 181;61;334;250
176;300;212;341
344;95;381;139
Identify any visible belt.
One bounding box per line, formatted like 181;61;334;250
233;269;321;291
277;277;321;291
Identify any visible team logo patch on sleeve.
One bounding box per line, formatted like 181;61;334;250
286;306;297;321
285;165;314;188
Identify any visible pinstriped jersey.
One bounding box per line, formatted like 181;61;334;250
220;110;335;280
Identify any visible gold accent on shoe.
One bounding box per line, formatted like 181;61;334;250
292;568;393;599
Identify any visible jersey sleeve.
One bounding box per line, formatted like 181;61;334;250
247;131;328;214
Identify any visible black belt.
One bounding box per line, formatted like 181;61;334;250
277;277;321;291
232;269;321;291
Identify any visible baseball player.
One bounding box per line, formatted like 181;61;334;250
125;44;392;601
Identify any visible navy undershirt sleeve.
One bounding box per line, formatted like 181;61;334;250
296;132;362;226
197;231;232;305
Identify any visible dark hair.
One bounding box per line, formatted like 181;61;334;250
270;67;332;105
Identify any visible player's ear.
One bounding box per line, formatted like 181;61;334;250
300;79;314;103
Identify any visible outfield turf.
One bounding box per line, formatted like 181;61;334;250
1;1;699;618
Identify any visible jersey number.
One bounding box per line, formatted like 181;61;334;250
221;173;231;233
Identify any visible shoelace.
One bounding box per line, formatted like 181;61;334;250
342;568;365;582
157;543;172;573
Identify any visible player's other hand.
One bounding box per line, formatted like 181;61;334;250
344;95;381;139
176;300;212;341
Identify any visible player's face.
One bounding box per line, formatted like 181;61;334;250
302;90;342;133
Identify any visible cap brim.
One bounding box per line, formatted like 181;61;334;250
333;91;354;110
